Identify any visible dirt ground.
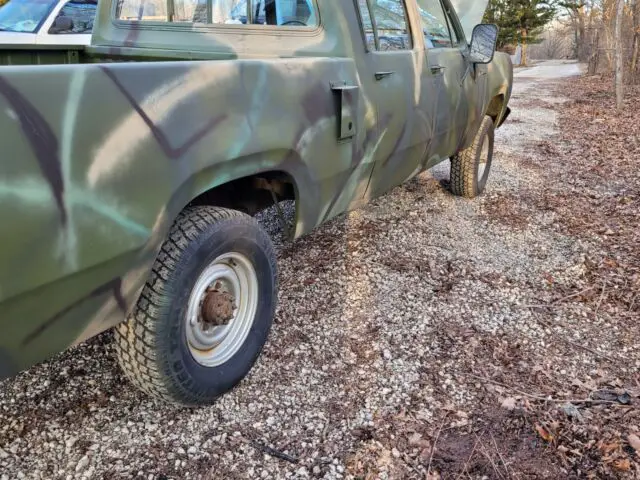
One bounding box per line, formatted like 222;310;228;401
1;61;639;480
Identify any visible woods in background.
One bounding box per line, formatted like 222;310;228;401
485;0;639;82
484;0;638;107
561;0;638;81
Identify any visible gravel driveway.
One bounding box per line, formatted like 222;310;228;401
1;61;625;480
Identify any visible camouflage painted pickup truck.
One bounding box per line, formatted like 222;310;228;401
0;0;512;406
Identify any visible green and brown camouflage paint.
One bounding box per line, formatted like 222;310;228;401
0;0;512;379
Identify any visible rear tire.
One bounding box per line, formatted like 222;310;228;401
114;206;278;406
450;115;495;198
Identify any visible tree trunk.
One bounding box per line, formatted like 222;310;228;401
604;0;615;70
578;6;587;61
615;0;624;109
632;0;640;76
633;34;640;76
589;28;600;75
520;28;529;67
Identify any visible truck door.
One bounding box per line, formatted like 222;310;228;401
416;0;477;161
355;0;434;198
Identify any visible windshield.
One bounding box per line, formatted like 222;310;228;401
0;0;57;33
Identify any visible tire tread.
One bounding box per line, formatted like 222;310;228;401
450;115;494;198
114;206;258;403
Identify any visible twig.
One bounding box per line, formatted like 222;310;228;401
551;287;595;304
465;373;551;401
427;412;449;479
476;438;505;480
456;433;483;480
521;287;595;310
554;335;618;363
490;431;512;479
535;315;621;364
594;282;607;318
464;373;622;404
246;439;299;464
321;414;331;443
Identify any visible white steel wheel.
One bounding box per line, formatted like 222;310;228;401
185;252;259;368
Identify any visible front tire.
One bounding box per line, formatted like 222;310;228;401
114;206;278;406
450;115;495;198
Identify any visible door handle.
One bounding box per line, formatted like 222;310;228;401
375;71;395;81
430;65;445;74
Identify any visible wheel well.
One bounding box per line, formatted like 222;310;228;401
486;94;505;124
187;171;297;217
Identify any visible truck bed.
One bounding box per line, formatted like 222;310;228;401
0;43;85;66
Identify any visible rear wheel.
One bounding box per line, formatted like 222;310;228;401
114;206;277;406
450;115;495;198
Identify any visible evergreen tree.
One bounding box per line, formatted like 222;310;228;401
483;0;520;50
484;0;557;66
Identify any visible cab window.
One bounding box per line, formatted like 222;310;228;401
49;0;96;34
416;0;454;48
116;0;318;27
356;0;411;51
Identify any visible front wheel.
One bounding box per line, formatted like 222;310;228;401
114;206;278;406
450;115;495;198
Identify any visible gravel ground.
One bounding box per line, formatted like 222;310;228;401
1;61;636;480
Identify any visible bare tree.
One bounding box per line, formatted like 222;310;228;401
615;0;625;107
561;1;590;59
631;0;639;75
529;26;573;58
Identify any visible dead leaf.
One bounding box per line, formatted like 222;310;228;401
419;447;431;462
536;424;554;442
408;433;430;449
571;377;597;391
627;434;640;454
501;397;517;410
613;458;631;471
599;442;620;455
561;403;583;421
377;448;392;468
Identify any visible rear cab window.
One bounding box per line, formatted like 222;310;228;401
115;0;318;28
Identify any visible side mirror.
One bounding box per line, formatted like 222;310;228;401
469;24;498;64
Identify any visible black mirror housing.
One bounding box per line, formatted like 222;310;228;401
469;24;499;64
